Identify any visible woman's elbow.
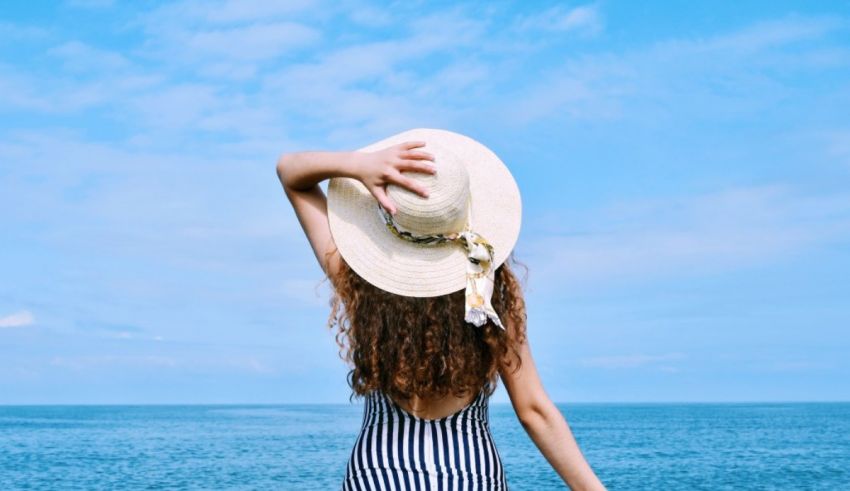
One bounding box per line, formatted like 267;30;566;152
276;153;291;181
516;401;551;431
277;153;302;192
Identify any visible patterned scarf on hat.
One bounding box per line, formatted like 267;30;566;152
375;202;504;330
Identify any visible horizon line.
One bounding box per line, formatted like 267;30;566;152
2;400;849;407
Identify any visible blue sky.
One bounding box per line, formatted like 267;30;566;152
1;0;849;404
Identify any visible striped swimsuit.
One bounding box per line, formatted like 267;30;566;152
343;387;508;490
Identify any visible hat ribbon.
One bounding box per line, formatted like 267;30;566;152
375;196;504;330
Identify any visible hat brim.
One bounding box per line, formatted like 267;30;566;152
327;128;522;297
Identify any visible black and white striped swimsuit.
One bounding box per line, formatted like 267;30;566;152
343;387;508;490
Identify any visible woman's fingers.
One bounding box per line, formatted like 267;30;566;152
388;172;430;198
371;185;397;215
398;159;437;175
401;150;435;161
401;140;427;150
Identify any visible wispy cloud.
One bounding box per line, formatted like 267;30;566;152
65;0;114;8
135;0;322;79
73;319;148;339
762;360;835;372
0;2;596;149
683;14;846;53
577;352;685;370
821;128;850;166
48;40;131;73
505;14;848;125
513;3;602;35
0;310;35;329
141;0;318;25
260;5;493;144
49;355;179;369
160;21;321;61
0;21;49;40
525;185;850;290
48;354;277;374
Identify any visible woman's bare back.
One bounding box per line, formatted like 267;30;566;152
391;390;478;420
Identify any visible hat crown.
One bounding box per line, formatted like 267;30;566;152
386;142;470;236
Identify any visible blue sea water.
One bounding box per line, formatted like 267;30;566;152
1;402;848;490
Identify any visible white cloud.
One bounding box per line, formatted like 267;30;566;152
144;0;318;25
135;0;322;69
0;66;55;111
524;185;850;290
0;127;299;237
0;310;36;328
66;0;114;8
179;21;320;60
48;40;131;72
685;15;846;54
269;7;487;88
0;21;49;40
577;352;685;369
0;54;162;114
346;2;394;27
258;6;492;145
0;2;591;148
504;14;847;125
763;360;834;372
50;355;178;369
129;83;221;130
821;128;850;166
48;354;277;374
514;3;602;35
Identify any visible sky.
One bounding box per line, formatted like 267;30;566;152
1;0;849;404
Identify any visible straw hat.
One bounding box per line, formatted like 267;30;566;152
327;128;522;328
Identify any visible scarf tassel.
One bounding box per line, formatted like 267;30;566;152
458;230;505;330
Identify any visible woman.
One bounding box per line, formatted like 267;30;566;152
276;128;605;490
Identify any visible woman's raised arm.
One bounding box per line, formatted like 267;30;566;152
275;142;436;278
276;151;353;279
499;336;607;490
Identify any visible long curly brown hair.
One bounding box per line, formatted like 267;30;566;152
322;246;529;404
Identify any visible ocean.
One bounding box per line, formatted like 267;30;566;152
1;402;848;490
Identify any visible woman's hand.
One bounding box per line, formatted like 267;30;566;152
355;141;437;215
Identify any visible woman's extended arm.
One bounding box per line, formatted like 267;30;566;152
276;150;363;192
500;339;607;490
275;141;436;278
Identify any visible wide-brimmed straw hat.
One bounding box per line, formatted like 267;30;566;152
327;128;522;329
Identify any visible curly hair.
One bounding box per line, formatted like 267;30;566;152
322;246;529;405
